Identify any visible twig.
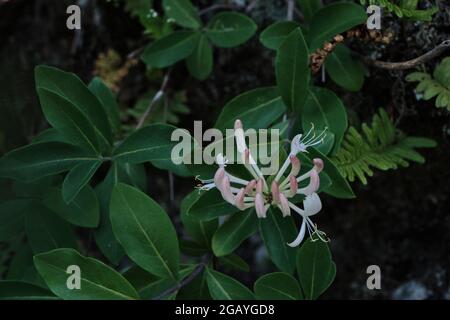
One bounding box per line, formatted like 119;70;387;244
136;71;171;129
286;0;295;21
152;263;206;300
363;40;450;70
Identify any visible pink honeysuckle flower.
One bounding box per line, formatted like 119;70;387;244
197;119;328;247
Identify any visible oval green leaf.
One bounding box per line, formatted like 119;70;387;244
141;31;200;68
205;267;254;300
212;210;258;257
259;21;300;50
110;183;180;280
163;0;201;29
254;272;302;300
214;87;286;131
186;34;213;81
276;28;310;111
206;12;257;48
62;160;102;203
34;248;139;300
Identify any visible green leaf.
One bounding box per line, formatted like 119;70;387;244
276;28;310;111
0;199;30;241
162;0;201;29
34;248;139;300
254;272;303;300
205;267;254;300
218;254;250;272
259;21;301;50
205;12;257;48
6;244;46;288
212;210;258;257
0;281;56;300
113;123;181;164
110;183;179;280
307;2;367;51
187;189;239;221
94;164;125;265
25;203;77;254
43;186;100;228
36;88;100;154
214;87;286;131
302;86;347;154
139;265;196;299
297;0;322;22
88;77;121;134
297;238;335;299
176;269;211;299
35;65;112;152
259;208;298;274
325;44;365;92
141;31;200;68
62;160;102;203
186;34;213;81
181;190;218;249
0;142;98;182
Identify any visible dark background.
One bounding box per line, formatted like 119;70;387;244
0;0;449;299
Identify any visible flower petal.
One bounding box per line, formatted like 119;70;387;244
278;193;291;217
297;169;320;195
255;193;267;218
304;193;322;216
220;175;235;204
287;218;306;247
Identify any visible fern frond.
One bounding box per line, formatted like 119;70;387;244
360;0;438;21
332;109;436;185
406;57;450;111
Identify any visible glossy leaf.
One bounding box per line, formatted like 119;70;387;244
141;31;200;68
110;183;179;280
276;28;310;111
94;164;125;266
186;34;213;80
297;0;322;22
180;190;218;248
43;186;100;228
0;199;30;241
162;0;201;29
0;142;97;182
219;254;250;272
62;160;102;203
214;87;285;131
254;272;302;300
302;86;347;154
307;2;367;51
187;189;239;221
259;21;300;50
259;208;298;274
34;248;139;300
113;123;184;164
139;265;196;299
212;210;258;257
205;267;254;300
325;44;365;92
88;77;121;133
35;65;112;151
297;238;335;299
36;88;100;154
205;12;257;48
0;281;56;300
25;203;77;254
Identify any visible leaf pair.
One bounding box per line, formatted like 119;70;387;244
142;9;257;80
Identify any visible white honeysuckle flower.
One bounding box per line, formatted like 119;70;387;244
197;119;328;247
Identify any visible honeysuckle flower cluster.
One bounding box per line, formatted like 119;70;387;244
199;119;328;247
